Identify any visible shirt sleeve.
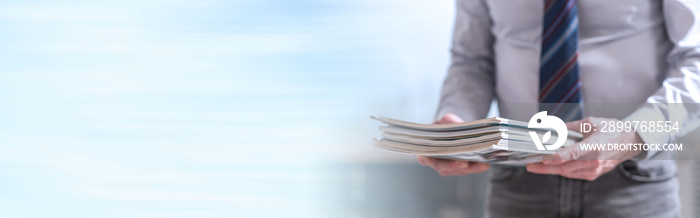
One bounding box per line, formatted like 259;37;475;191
435;0;496;121
624;0;700;159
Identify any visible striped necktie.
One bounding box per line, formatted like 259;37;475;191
539;0;583;122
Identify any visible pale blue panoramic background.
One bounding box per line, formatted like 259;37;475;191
0;0;456;217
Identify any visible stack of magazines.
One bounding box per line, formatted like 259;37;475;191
372;116;582;165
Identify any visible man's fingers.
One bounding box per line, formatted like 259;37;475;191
543;117;600;165
528;160;603;179
439;162;490;176
565;118;585;131
417;156;438;166
543;143;590;165
432;158;469;171
541;159;598;173
569;167;601;176
563;160;601;172
469;162;491;173
417;156;429;165
416;156;489;176
526;163;563;175
435;113;464;124
417;156;470;171
460;162;489;172
528;160;593;174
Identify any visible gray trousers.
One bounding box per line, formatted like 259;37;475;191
486;160;679;218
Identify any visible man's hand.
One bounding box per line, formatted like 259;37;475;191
417;113;490;176
526;117;644;181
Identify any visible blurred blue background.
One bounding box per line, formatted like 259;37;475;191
0;0;459;217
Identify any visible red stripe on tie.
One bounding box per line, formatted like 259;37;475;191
550;80;581;115
539;53;578;100
557;80;581;103
543;0;576;43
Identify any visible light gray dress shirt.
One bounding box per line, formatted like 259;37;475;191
436;0;700;217
438;0;700;156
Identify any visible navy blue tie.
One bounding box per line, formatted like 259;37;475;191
540;0;583;122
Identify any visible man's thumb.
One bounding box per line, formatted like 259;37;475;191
436;113;464;124
543;142;587;165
